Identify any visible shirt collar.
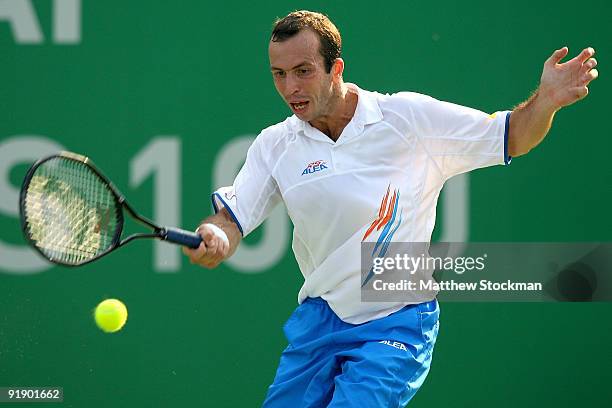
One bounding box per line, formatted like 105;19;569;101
293;83;383;142
350;83;384;127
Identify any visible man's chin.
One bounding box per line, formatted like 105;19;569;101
293;111;312;122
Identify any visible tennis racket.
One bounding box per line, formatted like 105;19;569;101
19;151;202;266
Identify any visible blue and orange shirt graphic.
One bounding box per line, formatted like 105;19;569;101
361;185;403;286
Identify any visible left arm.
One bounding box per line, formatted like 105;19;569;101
508;46;598;157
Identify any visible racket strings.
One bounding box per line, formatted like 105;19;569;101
23;158;120;265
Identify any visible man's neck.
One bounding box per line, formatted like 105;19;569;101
310;83;358;141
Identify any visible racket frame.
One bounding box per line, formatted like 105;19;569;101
19;151;193;267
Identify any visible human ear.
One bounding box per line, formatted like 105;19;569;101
333;58;344;79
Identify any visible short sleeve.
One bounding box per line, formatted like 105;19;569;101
402;93;511;180
211;133;282;237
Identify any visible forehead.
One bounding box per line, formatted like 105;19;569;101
268;29;324;69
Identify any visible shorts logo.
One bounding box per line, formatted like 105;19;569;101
301;160;328;176
379;340;408;351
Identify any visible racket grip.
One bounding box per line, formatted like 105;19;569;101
162;227;203;249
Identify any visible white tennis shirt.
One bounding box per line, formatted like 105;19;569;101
212;84;511;324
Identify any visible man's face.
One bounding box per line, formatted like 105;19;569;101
268;29;336;122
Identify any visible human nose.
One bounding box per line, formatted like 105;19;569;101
286;72;300;95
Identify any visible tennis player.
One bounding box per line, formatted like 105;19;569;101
183;10;598;407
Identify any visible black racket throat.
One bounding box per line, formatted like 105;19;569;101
119;200;197;247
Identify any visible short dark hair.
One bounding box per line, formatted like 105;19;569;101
271;10;341;73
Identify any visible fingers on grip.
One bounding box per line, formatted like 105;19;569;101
182;225;228;268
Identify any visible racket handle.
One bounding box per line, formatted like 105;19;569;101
161;227;203;249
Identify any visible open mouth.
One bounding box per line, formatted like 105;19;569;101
290;101;309;113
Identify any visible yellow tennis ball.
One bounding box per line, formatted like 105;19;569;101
94;299;128;333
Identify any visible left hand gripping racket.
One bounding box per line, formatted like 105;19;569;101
19;151;203;266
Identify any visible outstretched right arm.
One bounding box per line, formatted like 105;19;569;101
183;127;284;268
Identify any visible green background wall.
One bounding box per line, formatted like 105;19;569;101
1;1;610;406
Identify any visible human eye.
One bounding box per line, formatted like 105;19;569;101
272;70;286;79
296;68;312;77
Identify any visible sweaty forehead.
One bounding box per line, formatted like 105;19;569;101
268;29;324;70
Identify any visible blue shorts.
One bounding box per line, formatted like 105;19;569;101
262;298;440;408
